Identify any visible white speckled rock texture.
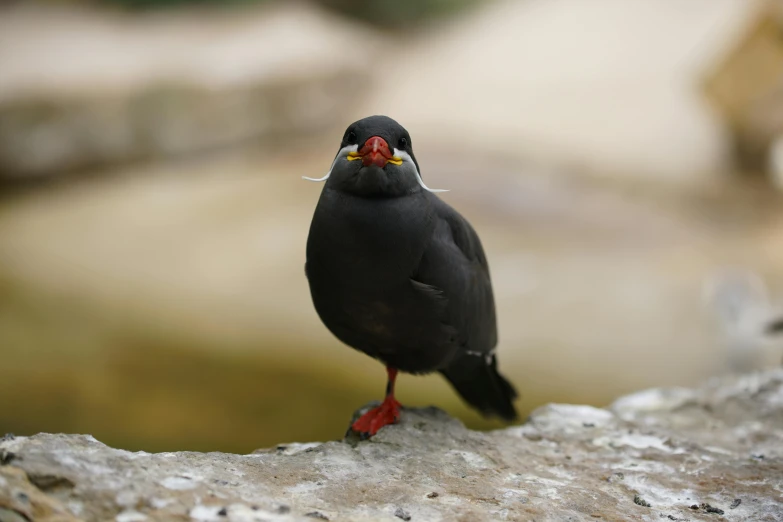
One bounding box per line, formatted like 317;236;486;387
1;371;782;522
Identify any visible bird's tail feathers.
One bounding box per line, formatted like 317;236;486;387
440;352;518;421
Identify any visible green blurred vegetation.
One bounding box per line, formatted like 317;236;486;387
100;0;271;8
85;0;482;26
308;0;481;25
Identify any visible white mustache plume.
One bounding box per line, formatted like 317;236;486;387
302;146;448;193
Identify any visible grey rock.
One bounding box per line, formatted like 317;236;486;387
366;0;763;183
702;4;783;176
0;3;381;180
1;371;783;522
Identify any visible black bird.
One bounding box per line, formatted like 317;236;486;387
304;115;518;436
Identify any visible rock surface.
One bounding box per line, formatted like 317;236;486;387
1;370;782;522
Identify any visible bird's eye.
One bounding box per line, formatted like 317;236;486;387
398;136;408;148
347;130;357;143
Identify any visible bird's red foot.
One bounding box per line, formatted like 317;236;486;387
351;396;402;437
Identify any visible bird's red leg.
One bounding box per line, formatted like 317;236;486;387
351;367;402;437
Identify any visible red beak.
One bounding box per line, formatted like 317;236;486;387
359;136;393;168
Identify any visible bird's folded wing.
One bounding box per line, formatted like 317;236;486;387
411;199;498;353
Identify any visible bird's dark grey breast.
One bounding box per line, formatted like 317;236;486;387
305;188;459;372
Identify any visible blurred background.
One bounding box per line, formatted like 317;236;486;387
1;0;783;453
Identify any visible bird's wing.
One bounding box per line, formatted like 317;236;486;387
412;197;517;420
411;196;498;354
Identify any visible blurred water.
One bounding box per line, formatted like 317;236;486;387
1;143;782;451
1;0;782;452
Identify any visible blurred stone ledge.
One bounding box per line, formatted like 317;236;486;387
1;370;782;522
0;2;381;180
702;0;783;181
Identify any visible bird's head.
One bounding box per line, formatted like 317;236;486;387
303;115;447;197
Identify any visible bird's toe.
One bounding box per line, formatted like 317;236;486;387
350;398;402;437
